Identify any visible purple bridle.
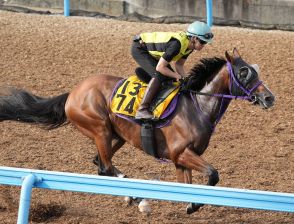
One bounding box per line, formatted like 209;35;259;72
190;62;263;128
190;62;263;100
226;62;263;100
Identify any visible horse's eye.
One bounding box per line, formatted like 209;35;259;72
239;67;248;78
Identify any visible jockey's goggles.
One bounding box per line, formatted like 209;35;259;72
197;38;208;45
197;32;214;40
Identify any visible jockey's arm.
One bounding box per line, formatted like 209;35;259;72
156;57;182;80
175;58;187;78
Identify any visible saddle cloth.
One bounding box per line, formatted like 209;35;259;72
110;75;180;119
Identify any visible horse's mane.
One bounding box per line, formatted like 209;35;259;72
185;57;227;91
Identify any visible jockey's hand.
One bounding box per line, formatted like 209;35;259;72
175;74;182;82
179;78;185;84
179;77;189;92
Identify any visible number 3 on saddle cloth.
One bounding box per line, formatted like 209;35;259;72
110;75;180;127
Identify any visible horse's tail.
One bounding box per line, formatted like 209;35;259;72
0;87;69;129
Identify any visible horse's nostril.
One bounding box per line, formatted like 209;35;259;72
250;95;257;102
265;96;274;103
264;95;275;108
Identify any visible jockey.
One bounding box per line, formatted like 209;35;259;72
131;21;214;120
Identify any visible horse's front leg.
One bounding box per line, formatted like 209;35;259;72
176;165;204;214
176;148;219;214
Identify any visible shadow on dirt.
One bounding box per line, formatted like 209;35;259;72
30;203;66;223
0;205;7;212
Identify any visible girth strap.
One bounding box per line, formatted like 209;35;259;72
140;122;158;158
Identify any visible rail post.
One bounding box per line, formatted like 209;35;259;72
17;174;41;224
64;0;70;17
206;0;213;26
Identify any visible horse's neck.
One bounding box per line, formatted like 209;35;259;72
196;67;231;126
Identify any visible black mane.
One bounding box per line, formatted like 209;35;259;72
185;57;227;91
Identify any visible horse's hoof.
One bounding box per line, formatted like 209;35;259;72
124;196;132;205
124;197;142;206
186;203;204;214
138;199;151;215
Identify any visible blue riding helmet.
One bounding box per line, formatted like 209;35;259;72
186;21;213;43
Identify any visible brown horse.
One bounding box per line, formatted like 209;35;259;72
0;48;275;214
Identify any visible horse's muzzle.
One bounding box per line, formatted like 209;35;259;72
254;93;275;109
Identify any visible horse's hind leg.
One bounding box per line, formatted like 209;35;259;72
73;124;110;175
93;135;125;176
66;100;118;176
88;118;125;177
74;117;126;177
176;148;219;214
73;121;114;176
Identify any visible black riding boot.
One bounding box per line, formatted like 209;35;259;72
135;77;161;120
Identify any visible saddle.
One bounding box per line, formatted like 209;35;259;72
110;70;181;158
110;74;180;120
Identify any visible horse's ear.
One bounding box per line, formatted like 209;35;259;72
225;51;232;63
233;48;241;58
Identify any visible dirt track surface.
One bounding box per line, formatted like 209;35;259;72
0;11;293;224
